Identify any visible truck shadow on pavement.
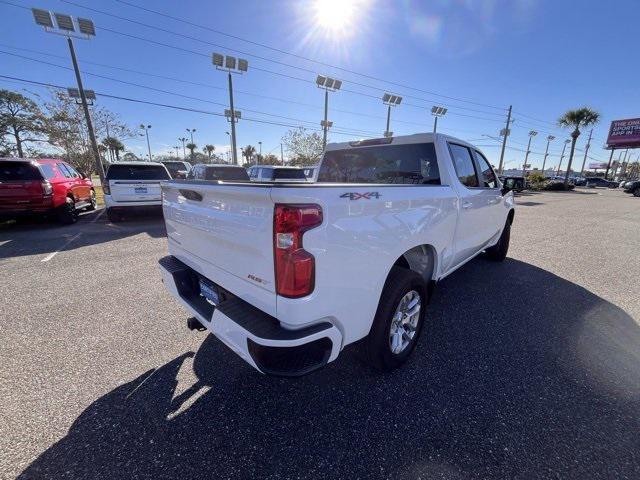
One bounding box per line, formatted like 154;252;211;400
0;209;166;260
20;258;640;479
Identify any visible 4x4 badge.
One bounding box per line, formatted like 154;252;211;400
340;192;381;200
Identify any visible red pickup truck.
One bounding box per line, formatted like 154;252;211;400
0;158;96;224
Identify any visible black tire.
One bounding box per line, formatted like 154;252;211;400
486;219;511;261
57;196;78;225
633;188;640;198
86;189;97;211
106;208;121;223
365;266;427;372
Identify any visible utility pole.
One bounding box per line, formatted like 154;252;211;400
541;135;555;177
579;129;593;176
140;125;152;161
557;140;570;175
498;105;512;175
280;143;284;165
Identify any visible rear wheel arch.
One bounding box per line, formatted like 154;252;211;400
393;244;437;285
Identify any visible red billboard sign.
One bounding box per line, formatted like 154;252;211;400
606;118;640;148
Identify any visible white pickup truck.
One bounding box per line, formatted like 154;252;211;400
159;133;515;376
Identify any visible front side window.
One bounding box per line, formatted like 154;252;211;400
317;142;440;184
449;144;478;188
474;151;498;188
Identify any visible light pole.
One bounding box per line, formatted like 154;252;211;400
382;93;402;137
32;9;105;184
179;137;187;159
257;141;262;165
140;125;152;161
541;135;555;177
431;106;447;134
316;75;342;149
522;130;538;179
579;129;593;177
498;105;513;175
557;139;571;175
213;53;248;165
186;128;196;161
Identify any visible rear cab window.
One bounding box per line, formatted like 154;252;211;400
317;142;440;184
272;168;306;180
106;164;170;180
0;161;43;181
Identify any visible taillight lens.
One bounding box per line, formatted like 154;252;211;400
102;182;111;195
41;181;52;195
274;204;322;298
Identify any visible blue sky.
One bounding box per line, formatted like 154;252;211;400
1;0;639;169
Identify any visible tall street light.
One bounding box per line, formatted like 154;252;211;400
213;53;248;165
174;146;180;159
522;130;538;178
140;125;152;161
32;9;105;184
382;93;402;137
316;75;342;149
541;135;555;177
186;128;196;161
179;137;187;159
431;106;447;134
557;139;571;175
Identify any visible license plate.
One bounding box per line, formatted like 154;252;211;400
135;187;148;194
199;278;219;305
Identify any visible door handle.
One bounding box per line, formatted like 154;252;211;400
462;201;472;209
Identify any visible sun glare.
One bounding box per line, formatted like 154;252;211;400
313;0;359;34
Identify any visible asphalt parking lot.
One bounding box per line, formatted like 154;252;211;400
1;189;639;479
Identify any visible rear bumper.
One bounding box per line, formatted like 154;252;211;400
104;195;162;208
158;255;342;376
0;198;54;216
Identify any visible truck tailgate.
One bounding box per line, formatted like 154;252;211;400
162;182;276;304
109;179;164;202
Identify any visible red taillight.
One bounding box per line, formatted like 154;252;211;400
41;181;52;196
274;204;322;298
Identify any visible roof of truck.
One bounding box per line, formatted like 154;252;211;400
325;133;474;151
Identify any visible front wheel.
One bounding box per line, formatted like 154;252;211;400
486;220;511;262
365;266;427;372
86;189;97;211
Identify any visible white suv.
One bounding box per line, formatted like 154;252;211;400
103;162;171;222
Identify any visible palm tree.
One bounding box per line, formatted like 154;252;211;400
241;145;256;166
203;144;215;161
186;142;197;161
558;107;600;188
102;136;125;162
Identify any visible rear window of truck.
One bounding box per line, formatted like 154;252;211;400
317;143;440;184
106;164;170;180
0;162;43;181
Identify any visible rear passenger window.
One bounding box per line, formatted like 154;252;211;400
56;163;74;178
317;143;440;184
39;164;56;179
474;151;498;188
449;144;478;188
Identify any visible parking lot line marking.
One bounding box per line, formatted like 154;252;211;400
91;209;105;223
41;233;82;263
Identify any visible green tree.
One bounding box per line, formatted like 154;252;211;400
260;153;281;165
558;107;600;188
203;144;215;161
282;127;323;166
186;142;197;161
0;89;48;157
102;136;125;162
241;145;256;166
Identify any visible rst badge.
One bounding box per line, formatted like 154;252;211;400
340;192;381;200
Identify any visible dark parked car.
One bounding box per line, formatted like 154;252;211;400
0;157;95;224
623;180;640;197
499;176;525;192
187;164;250;181
585;177;617;188
161;161;191;179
